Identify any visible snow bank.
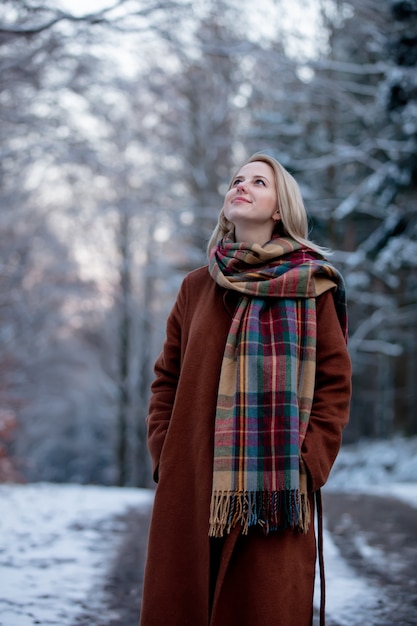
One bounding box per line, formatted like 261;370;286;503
326;434;417;507
0;483;153;626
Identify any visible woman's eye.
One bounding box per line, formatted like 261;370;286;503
232;178;242;187
255;178;266;186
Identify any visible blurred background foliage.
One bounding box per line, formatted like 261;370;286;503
0;0;416;486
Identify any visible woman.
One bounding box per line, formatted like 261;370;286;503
140;153;352;626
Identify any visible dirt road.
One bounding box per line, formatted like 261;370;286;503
323;492;417;626
73;492;417;626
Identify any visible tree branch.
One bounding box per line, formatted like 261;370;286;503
0;0;190;35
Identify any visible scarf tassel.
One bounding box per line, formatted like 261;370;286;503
209;490;311;538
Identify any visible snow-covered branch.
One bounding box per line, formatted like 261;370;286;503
355;339;403;357
310;59;388;76
333;164;398;220
0;0;191;35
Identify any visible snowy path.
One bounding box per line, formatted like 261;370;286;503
314;527;385;626
1;436;416;626
319;434;417;626
320;490;417;626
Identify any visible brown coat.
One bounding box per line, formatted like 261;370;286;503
140;266;351;626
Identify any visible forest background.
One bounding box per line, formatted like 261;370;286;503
0;0;416;488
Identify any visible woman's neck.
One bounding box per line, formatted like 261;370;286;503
233;224;274;247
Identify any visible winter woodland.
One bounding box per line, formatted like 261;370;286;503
0;0;416;487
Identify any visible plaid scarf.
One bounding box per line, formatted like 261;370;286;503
208;237;347;538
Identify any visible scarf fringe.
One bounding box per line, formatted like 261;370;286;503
209;490;311;538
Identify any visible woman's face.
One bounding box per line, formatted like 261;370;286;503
222;161;279;235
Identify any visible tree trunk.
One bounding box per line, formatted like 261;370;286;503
117;212;131;486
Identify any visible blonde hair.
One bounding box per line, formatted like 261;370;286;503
207;153;330;258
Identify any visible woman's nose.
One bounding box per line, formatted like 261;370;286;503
236;181;246;191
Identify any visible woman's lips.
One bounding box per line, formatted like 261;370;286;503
233;196;250;203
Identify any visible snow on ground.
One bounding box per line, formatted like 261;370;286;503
314;435;417;626
0;484;153;626
314;528;384;626
0;436;416;626
326;434;417;500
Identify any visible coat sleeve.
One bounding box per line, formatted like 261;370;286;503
301;289;352;492
146;282;185;483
